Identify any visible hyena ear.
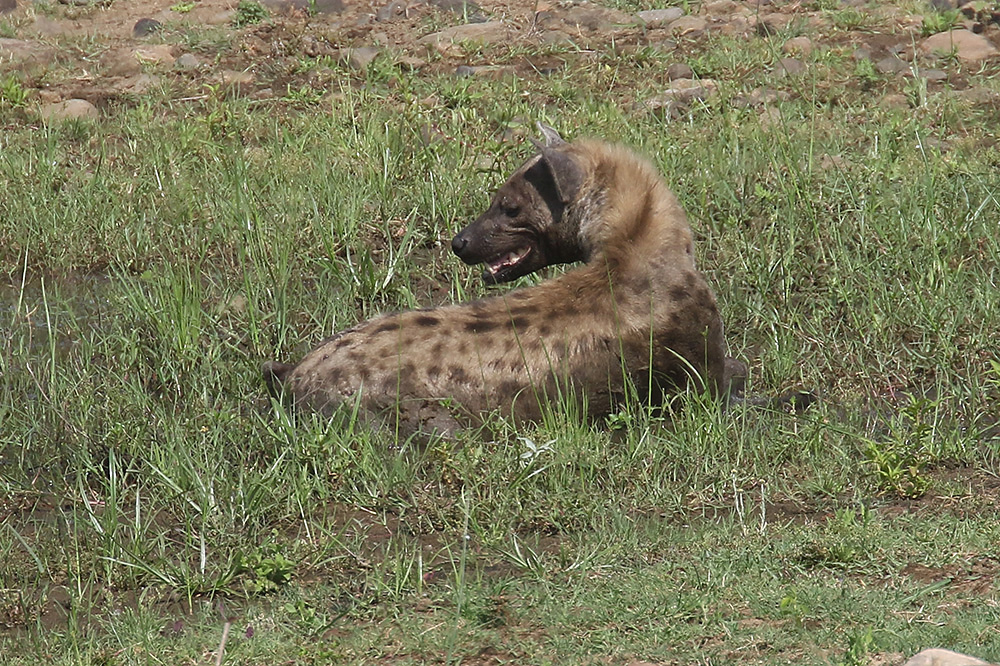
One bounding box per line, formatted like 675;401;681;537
528;144;583;204
536;122;566;147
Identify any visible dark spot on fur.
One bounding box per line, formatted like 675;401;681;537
684;272;697;289
512;303;541;315
325;368;341;384
347;350;362;362
510;316;529;329
448;366;470;383
333;337;351;350
374;321;401;334
432;341;444;356
466;320;500;334
428;366;441;381
538;323;552;336
497;379;522;397
457;340;469;354
669;285;688;302
414;315;439;327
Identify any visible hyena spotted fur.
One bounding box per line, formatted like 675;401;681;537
263;125;742;435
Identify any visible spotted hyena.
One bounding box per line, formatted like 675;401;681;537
262;124;737;435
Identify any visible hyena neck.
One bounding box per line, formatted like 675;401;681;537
569;143;694;274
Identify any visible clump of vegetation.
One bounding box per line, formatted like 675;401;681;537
233;0;269;27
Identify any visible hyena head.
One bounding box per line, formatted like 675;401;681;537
451;124;588;284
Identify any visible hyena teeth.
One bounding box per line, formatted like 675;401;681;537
488;248;529;274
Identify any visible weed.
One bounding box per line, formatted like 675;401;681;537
233;0;269;27
864;397;940;499
170;1;196;12
0;74;29;110
921;9;962;36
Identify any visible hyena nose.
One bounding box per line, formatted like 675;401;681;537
451;234;468;256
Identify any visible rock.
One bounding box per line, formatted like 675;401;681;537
703;0;738;12
39;99;99;122
375;0;406;21
213;69;255;92
876;56;909;73
646;77;719;107
102;45;176;77
668;16;707;35
731;86;788;108
117;73;160;94
417;21;511;46
921;29;998;62
902;649;995;666
666;63;693;80
0;38;58;72
782;36;813;57
775;57;806;77
544;4;634;32
175;53;201;70
132;18;162;38
880;93;909;109
339;46;380;69
919;68;948;80
454;64;514;78
0;0;16;14
755;12;791;36
636;7;684;28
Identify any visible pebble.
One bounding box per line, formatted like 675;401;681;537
0;0;15;13
339;46;380;69
775;57;806;77
782;36;813;57
132;18;162;38
636;8;684;28
375;0;406;21
39;99;99;122
668;16;707;35
417;21;510;46
876;56;909;74
666;63;693;80
175;53;201;70
903;649;995;666
921;28;998;62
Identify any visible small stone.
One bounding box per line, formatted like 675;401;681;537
375;0;406;21
876;56;908;73
902;649;994;666
668;16;706;35
880;93;909;109
340;46;380;69
853;47;871;61
920;68;948;80
666;63;693;80
647;77;719;106
132;18;162;38
921;28;998;62
0;0;16;14
397;55;426;70
417;21;511;46
175;53;201;70
455;64;475;77
758;106;782;128
636;7;684;28
775;57;806;77
782;36;813;57
39;99;99;122
703;0;738;12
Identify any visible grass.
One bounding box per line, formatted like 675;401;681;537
2;6;1000;664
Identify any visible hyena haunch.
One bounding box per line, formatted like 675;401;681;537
263;125;738;435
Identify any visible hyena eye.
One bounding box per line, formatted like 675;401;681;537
501;202;521;217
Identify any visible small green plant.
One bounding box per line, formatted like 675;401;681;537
238;539;296;594
832;7;870;31
0;74;29;110
170;1;196;13
864;397;938;499
921;9;961;36
854;57;880;89
233;0;269;27
842;627;878;666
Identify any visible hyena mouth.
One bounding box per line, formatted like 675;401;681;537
483;246;531;283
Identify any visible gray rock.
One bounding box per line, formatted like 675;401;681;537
417;21;510;46
132;18;162;38
921;29;998;62
775;57;806;77
902;649;995;666
876;56;909;73
668;16;706;35
339;46;380;70
0;0;16;14
636;7;684;28
375;0;406;21
175;53;201;70
666;63;693;80
782;36;813;56
646;77;719;106
919;68;948;80
547;4;634;32
39;99;99;122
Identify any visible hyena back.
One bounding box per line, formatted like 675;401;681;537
263;126;732;435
